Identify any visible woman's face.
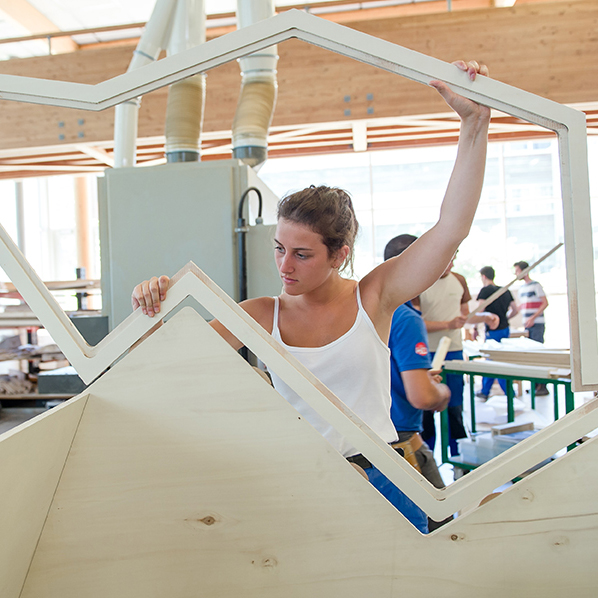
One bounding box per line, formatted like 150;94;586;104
274;218;340;295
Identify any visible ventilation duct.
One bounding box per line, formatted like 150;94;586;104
113;0;177;168
165;0;207;163
232;0;278;169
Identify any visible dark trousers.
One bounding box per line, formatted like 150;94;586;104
422;405;466;457
527;323;545;343
422;349;466;457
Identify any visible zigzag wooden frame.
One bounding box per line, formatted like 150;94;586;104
0;8;594;389
2;205;598;521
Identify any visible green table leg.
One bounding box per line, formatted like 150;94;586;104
469;374;476;434
565;383;575;413
553;383;559;420
440;408;450;464
530;381;536;410
506;379;515;422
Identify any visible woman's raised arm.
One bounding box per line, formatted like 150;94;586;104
368;60;491;316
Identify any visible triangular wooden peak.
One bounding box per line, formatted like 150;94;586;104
2;306;598;597
0;199;593;500
1;227;596;522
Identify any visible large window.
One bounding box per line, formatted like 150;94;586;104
0;136;594;346
0;175;101;311
259;136;596;348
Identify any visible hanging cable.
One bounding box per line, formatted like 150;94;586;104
236;186;263;362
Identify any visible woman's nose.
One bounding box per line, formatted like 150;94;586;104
280;253;293;272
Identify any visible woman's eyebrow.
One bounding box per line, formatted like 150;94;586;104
274;238;313;251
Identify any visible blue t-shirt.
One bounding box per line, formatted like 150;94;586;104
389;301;432;433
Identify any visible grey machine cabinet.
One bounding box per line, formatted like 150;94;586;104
99;159;281;330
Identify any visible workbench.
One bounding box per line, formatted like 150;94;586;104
440;359;575;471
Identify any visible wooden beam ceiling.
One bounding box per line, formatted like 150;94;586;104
0;0;596;179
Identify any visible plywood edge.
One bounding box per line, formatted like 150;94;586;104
0;394;90;598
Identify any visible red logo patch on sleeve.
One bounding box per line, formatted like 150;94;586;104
414;342;428;356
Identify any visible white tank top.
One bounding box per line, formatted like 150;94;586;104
269;285;398;457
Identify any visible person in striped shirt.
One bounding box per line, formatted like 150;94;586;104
513;261;549;343
514;261;549;396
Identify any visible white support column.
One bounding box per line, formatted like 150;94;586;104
15;180;26;253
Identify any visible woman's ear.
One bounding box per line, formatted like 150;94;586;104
334;245;350;269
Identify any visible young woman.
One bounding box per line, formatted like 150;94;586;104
132;60;490;532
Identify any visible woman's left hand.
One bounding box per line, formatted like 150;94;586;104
430;60;491;124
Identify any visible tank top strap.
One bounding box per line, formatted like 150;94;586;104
355;283;363;310
272;296;281;337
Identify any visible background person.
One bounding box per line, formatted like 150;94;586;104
413;252;499;457
513;260;548;343
384;234;453;530
514;260;549;395
476;265;519;400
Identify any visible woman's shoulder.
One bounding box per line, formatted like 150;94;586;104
239;296;276;333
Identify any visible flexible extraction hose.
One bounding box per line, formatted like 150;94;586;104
232;73;277;168
165;0;206;163
165;74;206;162
232;0;278;169
236;186;264;303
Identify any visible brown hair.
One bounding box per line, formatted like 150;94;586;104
480;265;495;280
277;185;359;273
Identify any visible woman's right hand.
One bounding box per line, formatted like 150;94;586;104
429;60;491;126
131;275;170;317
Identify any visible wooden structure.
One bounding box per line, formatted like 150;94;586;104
0;10;597;595
2;258;598;596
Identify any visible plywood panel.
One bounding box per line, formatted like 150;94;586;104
0;1;596;151
19;307;411;598
0;395;89;598
12;307;598;597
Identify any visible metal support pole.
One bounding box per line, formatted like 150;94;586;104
565;383;575;414
440;408;450;464
75;267;88;311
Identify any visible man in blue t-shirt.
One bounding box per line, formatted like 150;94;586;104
385;235;452;531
